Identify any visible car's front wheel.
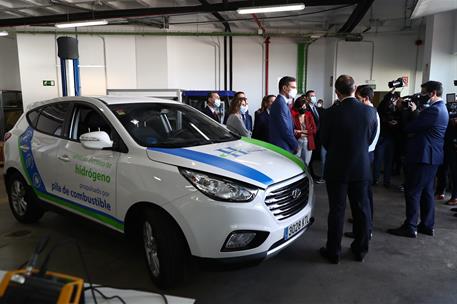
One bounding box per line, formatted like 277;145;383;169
7;172;44;223
141;209;189;289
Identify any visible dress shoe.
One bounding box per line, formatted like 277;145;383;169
344;231;355;238
450;207;457;212
319;247;339;264
446;198;457;206
387;225;417;238
435;194;446;200
315;178;325;184
417;224;434;236
351;249;366;262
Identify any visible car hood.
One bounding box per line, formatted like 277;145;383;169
146;137;307;189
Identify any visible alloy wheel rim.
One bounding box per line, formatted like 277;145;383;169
10;180;27;217
143;221;160;278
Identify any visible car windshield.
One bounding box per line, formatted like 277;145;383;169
109;103;239;148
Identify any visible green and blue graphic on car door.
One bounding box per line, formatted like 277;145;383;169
19;127;124;231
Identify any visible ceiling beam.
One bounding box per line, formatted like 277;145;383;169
338;0;375;33
0;0;358;27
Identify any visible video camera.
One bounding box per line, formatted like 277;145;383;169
388;77;405;89
400;93;429;111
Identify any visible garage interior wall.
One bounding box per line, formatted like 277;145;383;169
16;29;425;111
423;10;457;96
0;36;21;91
307;32;424;106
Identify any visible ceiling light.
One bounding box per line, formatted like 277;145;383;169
55;19;108;29
237;3;305;15
0;31;8;37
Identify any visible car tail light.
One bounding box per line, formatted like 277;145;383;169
4;132;12;142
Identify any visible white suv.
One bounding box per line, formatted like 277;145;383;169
3;96;314;287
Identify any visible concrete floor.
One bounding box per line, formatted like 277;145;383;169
0;173;456;304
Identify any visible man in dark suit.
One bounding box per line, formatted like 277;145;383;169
269;76;299;153
319;75;378;264
387;81;449;238
202;92;221;123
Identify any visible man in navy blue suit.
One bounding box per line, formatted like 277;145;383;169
388;81;449;238
269;76;299;153
202;92;221;123
319;75;378;264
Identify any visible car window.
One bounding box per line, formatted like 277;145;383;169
35;103;70;137
26;109;40;129
71;105;113;141
109;103;239;148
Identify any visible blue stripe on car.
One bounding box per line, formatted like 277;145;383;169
149;147;274;185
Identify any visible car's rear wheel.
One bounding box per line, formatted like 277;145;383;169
7;172;44;223
141;209;189;289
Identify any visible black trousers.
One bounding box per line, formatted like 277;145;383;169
326;181;371;257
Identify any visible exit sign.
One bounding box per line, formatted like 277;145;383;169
42;80;55;86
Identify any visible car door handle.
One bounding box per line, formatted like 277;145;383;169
19;145;30;152
58;155;71;162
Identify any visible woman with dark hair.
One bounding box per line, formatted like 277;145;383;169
291;96;317;165
252;94;275;142
226;95;251;137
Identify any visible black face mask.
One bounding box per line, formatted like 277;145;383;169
298;108;306;115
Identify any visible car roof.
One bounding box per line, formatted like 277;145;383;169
26;95;179;110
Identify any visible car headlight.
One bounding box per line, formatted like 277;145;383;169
179;168;258;202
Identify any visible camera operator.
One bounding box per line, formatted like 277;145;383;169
373;89;401;188
388;81;449;238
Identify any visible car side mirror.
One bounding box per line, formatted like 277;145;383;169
80;131;113;150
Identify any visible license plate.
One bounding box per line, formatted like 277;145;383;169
284;215;309;240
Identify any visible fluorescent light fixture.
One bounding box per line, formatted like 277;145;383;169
237;3;305;15
55;19;108;28
0;31;8;37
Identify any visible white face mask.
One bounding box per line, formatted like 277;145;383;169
289;89;298;99
240;105;248;114
214;99;221;108
310;96;317;104
317;103;323;108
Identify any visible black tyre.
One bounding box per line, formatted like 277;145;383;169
6;172;44;223
141;209;189;289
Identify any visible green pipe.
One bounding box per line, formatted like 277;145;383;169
297;42;310;95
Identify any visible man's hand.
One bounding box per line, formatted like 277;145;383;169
293;147;299;154
409;102;417;112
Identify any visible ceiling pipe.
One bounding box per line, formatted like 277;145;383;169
0;0;359;27
338;0;375;33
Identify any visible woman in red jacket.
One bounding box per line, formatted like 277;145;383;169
291;96;317;165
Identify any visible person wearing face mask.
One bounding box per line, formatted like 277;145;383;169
345;85;380;240
319;75;378;264
269;76;299;153
203;92;221;123
291;96;317;165
304;90;325;184
387;81;449;238
226;95;251;137
231;91;253;132
252;95;275;142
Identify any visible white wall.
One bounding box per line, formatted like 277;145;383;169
423;10;457;95
307;33;423;106
17;34;59;107
0;36;21;91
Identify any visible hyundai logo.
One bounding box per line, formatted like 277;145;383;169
291;188;301;199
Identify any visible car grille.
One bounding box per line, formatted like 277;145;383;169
265;176;310;221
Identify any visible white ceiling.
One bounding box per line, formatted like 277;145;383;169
0;0;423;34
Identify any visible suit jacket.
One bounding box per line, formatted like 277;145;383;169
202;106;220;123
252;110;270;142
241;111;253;132
320;97;378;182
269;95;298;152
405;100;449;165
